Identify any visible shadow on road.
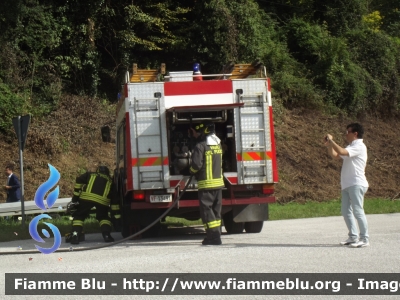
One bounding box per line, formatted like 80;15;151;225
0;225;341;255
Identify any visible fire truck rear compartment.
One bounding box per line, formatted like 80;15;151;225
117;72;277;238
123;107;268;236
167;107;237;176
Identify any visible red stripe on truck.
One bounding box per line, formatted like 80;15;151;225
164;80;232;96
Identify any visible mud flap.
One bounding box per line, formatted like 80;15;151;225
232;204;269;222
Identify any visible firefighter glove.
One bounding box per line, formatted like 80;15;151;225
66;201;79;215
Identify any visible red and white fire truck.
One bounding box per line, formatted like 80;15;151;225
112;62;278;238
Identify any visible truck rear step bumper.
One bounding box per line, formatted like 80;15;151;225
130;196;275;209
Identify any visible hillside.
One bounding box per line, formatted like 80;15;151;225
0;95;116;202
274;107;400;202
0;95;399;204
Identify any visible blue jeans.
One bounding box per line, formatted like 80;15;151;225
341;185;369;241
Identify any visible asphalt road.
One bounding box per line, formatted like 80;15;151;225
1;213;399;299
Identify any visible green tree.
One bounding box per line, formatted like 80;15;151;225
313;0;369;35
368;0;400;37
0;0;22;27
184;0;276;73
0;0;63;115
346;28;400;115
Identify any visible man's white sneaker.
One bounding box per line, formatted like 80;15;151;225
340;238;359;246
350;239;370;248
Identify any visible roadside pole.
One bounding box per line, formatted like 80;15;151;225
12;115;30;227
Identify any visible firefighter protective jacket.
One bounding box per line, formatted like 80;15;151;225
72;172;120;218
190;133;224;190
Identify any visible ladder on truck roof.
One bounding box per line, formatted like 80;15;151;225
133;93;166;189
236;89;269;184
130;63;166;83
219;60;263;79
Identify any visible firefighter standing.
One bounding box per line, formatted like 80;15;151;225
69;166;121;244
189;122;224;245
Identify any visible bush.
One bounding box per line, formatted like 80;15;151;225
272;71;323;109
0;82;26;132
346;29;400;115
283;18;400;115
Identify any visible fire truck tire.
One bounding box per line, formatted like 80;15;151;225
121;225;131;238
223;211;244;234
244;221;264;233
121;210;134;238
120;210;161;239
141;221;161;238
121;221;158;238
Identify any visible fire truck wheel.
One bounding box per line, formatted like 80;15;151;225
121;225;131;238
244;221;264;233
141;221;161;238
223;211;244;234
120;213;161;239
138;210;162;238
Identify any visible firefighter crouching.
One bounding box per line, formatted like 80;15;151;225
189;122;224;245
68;166;121;244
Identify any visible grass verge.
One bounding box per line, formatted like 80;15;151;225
1;198;399;243
0;215;100;244
269;198;400;220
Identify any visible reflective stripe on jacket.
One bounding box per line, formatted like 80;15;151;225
74;172;113;206
190;136;224;190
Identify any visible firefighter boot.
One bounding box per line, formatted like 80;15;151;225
102;232;115;243
202;228;213;244
201;229;214;245
202;228;222;246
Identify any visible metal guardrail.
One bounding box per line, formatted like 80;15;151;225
0;198;72;217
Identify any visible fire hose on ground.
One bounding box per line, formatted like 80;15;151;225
0;175;194;256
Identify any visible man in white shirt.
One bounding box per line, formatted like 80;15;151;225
325;123;369;248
